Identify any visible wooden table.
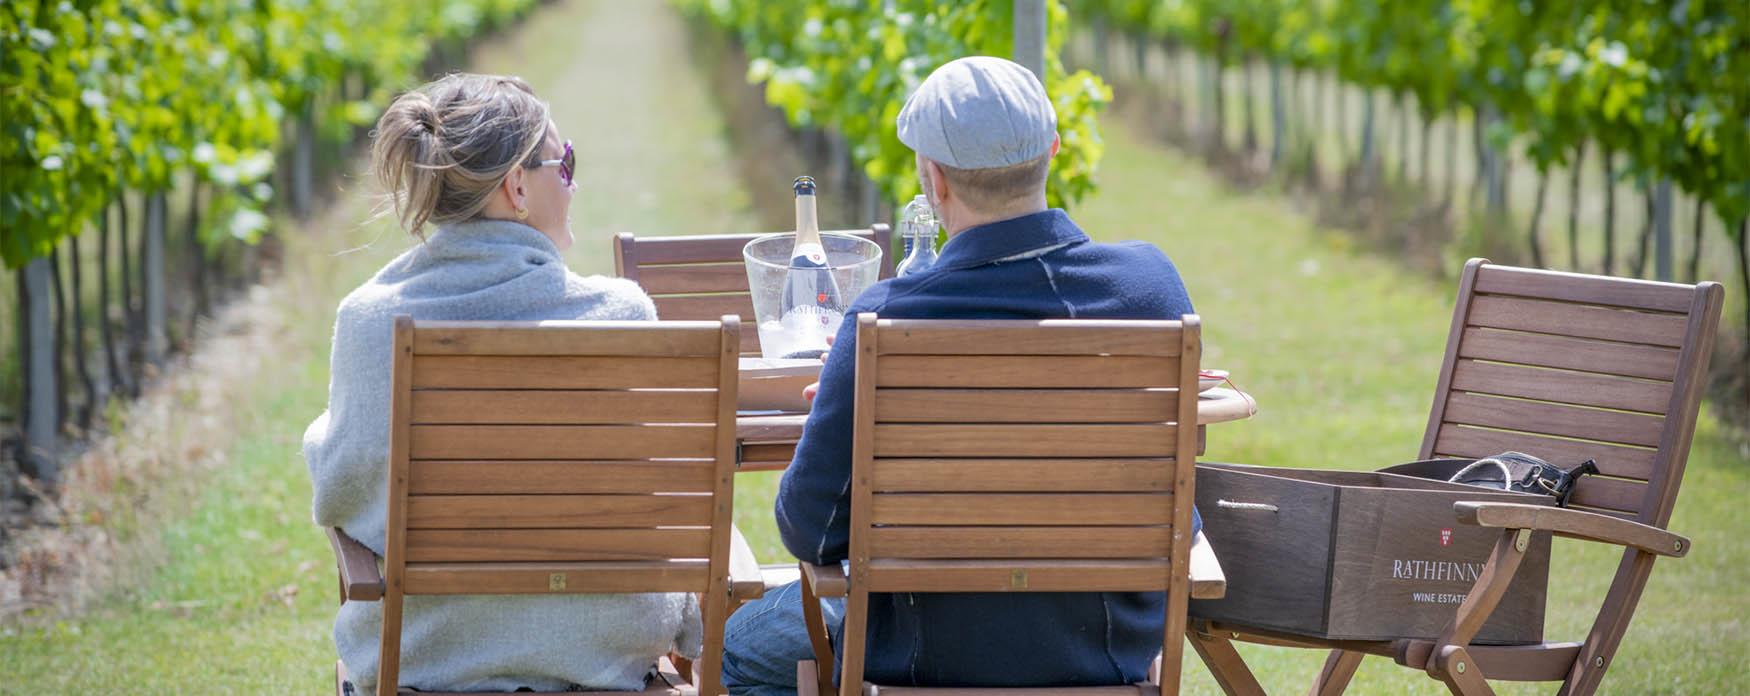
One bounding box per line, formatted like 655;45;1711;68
734;387;1256;472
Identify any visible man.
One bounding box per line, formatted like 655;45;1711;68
722;56;1200;694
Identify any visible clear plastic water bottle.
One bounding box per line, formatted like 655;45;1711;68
896;194;939;277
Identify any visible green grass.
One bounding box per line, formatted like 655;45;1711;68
4;1;1746;693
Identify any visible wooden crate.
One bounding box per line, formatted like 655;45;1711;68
1189;462;1553;644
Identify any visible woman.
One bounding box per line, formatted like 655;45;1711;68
303;73;698;693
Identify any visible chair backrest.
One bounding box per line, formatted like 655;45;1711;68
1420;260;1723;526
1418;260;1722;692
840;315;1202;693
614;225;895;355
378;316;740;695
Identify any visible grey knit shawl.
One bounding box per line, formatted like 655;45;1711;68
302;219;700;692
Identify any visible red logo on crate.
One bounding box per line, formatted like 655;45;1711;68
1440;528;1453;546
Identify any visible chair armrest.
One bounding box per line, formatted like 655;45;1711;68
1454;502;1690;558
799;561;848;598
326;527;384;602
729;525;766;601
1188;531;1227;600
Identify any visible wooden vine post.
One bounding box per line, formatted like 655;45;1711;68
1014;0;1046;82
23;257;59;486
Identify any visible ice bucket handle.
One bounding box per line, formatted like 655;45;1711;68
1216;500;1280;513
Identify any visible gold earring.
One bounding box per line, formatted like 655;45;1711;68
515;206;529;220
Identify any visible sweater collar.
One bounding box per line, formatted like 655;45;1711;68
425;218;560;256
931;209;1087;272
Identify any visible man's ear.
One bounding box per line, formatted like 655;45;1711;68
923;158;950;205
1048;135;1061;158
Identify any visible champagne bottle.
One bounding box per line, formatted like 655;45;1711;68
777;176;844;358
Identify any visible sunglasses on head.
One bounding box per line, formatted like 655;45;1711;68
530;140;574;187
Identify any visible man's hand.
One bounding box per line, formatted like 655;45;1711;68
801;335;835;403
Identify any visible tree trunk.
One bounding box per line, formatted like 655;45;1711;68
1132;29;1146;78
118;192;140;393
1209;55;1227;150
1631;182;1654;278
1269;61;1285;168
1567;141;1586;270
1653;178;1673;281
1090;15;1108;77
188;181;208;340
68;235;96;432
1528;171;1550;267
1163;41;1181;127
101;200;126;396
1396;94;1410;184
1336;74;1350;161
1444;107;1459;207
293;100;316;220
145;191;168;364
1358;90;1377;188
1470;108;1488;210
1688;196;1705;283
1736;219;1750;405
50;247;68;435
1601;147;1616;275
22;258;59;485
1242;55;1258;153
1419;112;1433;192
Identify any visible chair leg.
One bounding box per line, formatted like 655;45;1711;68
1186;628;1266;696
1309;649;1363;696
797;660;822;696
1432;646;1496;696
799;573;837;696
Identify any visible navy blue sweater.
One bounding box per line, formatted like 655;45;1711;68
774;209;1202;687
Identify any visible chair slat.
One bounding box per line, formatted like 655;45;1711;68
874;389;1178;423
1455;327;1679;381
652;294;754;322
408;460;716;495
876;355;1179;389
870;458;1176;493
402;560;711;594
412;355;718;389
637;263;752;295
872;424;1179;458
1474;264;1696;313
863;559;1172;593
406;494;713;529
1441;392;1665;448
876;321;1183;356
1431;424;1655;481
411;390;718;425
866;526;1173;560
1466;295;1689;348
1449;360;1673;414
409;424;716;460
870;493;1174;526
412;322;722;357
405;528;712;563
1567;476;1649;515
630;230;875;265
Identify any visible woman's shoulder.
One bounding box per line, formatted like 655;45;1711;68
565;273;657;321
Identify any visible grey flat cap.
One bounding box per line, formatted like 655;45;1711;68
897;56;1058;170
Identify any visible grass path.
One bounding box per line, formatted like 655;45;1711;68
3;2;1745;693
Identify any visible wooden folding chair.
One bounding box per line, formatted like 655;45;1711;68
613;225;894;356
796;315;1225;696
326;316;765;695
1190;260;1724;696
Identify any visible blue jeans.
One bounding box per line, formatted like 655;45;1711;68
722;580;845;696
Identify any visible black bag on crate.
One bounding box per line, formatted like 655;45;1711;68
1379;452;1599;507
